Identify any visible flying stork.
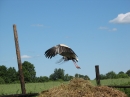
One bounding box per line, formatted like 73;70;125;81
44;44;81;69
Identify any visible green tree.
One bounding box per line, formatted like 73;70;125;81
50;68;65;80
39;76;49;82
75;73;79;78
117;71;129;78
34;77;40;82
0;77;5;84
117;73;129;78
106;71;117;79
22;61;36;82
126;69;130;77
100;74;107;80
74;73;90;80
56;68;64;80
6;67;17;83
64;74;69;81
79;74;84;79
0;65;7;83
67;75;73;80
84;75;90;80
118;71;124;74
49;74;56;81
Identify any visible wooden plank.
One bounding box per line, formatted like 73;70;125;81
107;85;130;88
0;93;39;97
13;24;26;94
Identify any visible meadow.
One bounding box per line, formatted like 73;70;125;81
0;78;130;95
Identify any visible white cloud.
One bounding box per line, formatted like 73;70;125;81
99;26;117;32
21;55;32;59
33;55;41;58
12;54;40;60
109;12;130;24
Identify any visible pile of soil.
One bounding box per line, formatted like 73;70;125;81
38;78;127;97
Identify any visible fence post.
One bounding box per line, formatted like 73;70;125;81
13;24;26;94
95;65;101;86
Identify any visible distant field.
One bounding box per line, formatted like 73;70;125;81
0;78;130;95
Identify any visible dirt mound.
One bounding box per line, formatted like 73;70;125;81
38;78;127;97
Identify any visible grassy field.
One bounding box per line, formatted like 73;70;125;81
0;81;68;95
0;78;130;95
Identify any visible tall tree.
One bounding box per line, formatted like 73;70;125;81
22;61;36;82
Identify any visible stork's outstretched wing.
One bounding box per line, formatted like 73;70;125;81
45;46;57;58
44;44;77;59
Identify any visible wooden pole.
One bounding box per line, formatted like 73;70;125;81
13;24;26;94
95;65;101;86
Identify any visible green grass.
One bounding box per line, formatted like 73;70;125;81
0;78;130;95
91;78;130;86
0;81;68;95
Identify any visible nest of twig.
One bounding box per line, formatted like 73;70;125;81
38;78;127;97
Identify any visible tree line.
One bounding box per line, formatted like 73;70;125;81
0;61;130;84
0;61;89;84
100;70;130;80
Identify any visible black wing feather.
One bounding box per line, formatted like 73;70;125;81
45;46;58;59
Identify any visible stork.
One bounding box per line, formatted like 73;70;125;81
44;44;81;69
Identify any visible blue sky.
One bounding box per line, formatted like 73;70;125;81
0;0;130;80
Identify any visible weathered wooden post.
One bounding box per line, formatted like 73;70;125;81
13;24;26;94
95;65;101;86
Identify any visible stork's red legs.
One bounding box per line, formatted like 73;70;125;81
73;61;81;69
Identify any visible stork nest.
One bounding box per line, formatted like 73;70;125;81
38;78;127;97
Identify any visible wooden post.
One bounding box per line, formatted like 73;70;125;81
95;65;101;86
13;24;26;94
